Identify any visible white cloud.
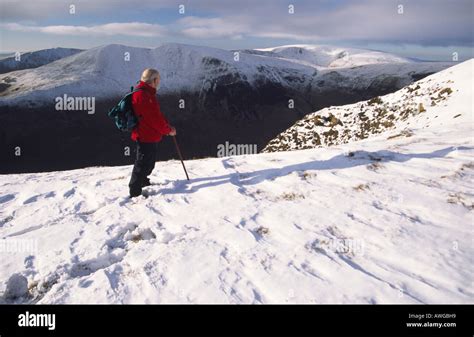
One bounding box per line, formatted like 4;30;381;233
2;22;167;37
176;0;473;47
253;32;322;42
178;16;250;39
1;0;472;47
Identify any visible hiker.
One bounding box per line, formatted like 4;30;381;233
128;68;176;197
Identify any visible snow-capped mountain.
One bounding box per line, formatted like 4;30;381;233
245;44;413;68
0;43;451;106
263;59;473;152
0;59;472;304
0;48;82;74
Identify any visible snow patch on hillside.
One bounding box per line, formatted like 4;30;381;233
263;60;472;152
0;48;82;74
254;44;412;68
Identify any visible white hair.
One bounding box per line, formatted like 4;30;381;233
141;68;160;84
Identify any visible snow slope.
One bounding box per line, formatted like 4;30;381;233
0;48;82;74
0;61;472;304
252;44;412;68
0;43;450;106
263;60;473;152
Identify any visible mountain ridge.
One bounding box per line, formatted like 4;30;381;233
0;43;452;106
0;47;83;74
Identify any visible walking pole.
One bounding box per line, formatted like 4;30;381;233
172;135;190;180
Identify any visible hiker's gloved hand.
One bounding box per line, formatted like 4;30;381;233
169;126;177;136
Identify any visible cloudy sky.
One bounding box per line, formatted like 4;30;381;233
1;0;473;61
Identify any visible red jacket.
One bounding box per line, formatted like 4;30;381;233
131;81;172;143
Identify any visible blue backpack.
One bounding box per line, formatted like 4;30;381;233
108;87;143;132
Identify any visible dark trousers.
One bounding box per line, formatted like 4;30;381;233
129;141;159;193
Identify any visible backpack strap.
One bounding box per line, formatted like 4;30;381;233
130;87;144;94
130;80;141;93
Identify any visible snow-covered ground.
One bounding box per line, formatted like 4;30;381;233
0;60;472;304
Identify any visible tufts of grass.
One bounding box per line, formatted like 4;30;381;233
407;84;421;93
382;120;394;128
387;129;414;140
438;87;452;97
328;113;343;127
353;183;370;191
300;171;317;180
367;96;383;105
418;103;426;113
280;192;306;201
447;192;474;210
255;226;270;236
367;162;383;172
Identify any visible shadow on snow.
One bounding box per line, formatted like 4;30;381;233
155;146;471;195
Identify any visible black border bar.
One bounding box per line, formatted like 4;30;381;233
0;304;472;337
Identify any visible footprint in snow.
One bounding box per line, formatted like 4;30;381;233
24;255;35;269
159;231;179;244
68;252;125;278
45;191;56;198
22;191;56;205
0;194;16;204
221;158;236;169
127;228;157;243
63;188;76;198
23;195;40;204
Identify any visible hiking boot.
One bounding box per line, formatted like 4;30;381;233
141;178;152;187
129;187;142;198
